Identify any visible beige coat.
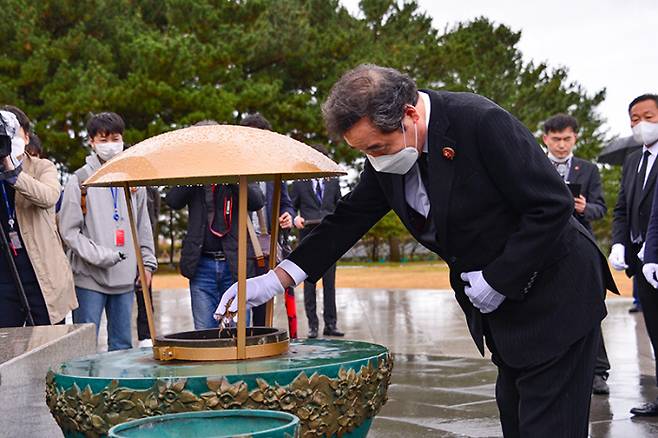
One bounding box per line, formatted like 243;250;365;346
13;155;77;323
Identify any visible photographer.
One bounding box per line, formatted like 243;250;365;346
0;106;77;327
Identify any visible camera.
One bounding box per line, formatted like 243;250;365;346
0;114;12;158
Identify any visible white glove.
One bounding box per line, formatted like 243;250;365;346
608;243;628;271
643;263;658;288
460;270;506;314
638;243;646;263
213;270;284;319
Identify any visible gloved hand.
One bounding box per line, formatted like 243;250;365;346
643;263;658;288
214;270;284;320
608;243;628;271
460;270;506;313
638;243;646;263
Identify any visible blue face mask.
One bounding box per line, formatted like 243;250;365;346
366;121;419;174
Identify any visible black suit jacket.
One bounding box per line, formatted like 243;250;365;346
612;148;658;276
644;175;658;264
288;90;616;368
290;178;341;222
166;184;264;281
567;157;607;235
262;181;296;233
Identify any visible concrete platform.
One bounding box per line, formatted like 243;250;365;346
79;289;658;436
0;324;96;436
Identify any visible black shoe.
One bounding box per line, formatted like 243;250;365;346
308;328;318;339
592;375;609;395
630;401;658;416
629;305;642;313
323;327;345;337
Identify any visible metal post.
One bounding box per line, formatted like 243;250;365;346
237;176;248;359
265;176;282;327
123;185;157;343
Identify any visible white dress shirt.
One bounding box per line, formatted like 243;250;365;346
312;178;324;201
404;91;432;217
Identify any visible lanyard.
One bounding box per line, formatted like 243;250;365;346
208;184;233;237
1;182;16;230
110;187;120;222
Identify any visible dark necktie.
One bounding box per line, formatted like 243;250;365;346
315;180;323;204
631;150;651;240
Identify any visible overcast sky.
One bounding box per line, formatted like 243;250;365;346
341;0;657;140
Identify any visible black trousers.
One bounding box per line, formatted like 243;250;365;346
594;329;611;378
491;325;600;438
135;282;153;340
303;263;337;330
636;271;658;383
0;280;51;327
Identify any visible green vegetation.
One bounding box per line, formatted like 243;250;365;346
1;0;613;259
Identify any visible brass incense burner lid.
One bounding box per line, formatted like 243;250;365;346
83;125;346;188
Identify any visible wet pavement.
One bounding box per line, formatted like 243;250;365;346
94;288;658;437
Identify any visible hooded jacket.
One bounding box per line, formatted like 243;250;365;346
58;154;157;294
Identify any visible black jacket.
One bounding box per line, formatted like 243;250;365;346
567;157;607;235
287;90;617;368
166;184;264;280
290;178;341;222
612;148;658;276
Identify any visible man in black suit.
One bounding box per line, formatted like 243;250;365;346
611;94;658;416
542;113;611;395
290;145;343;338
216;65;617;436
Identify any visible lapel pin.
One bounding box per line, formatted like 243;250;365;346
442;147;455;160
574;165;580;171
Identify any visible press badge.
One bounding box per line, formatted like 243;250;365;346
8;231;22;250
115;229;125;247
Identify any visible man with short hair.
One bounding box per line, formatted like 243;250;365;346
543;113;611;395
290;144;343;338
217;64;617;437
610;93;658;416
59;112;157;351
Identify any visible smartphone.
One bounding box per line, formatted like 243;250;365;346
567;183;581;198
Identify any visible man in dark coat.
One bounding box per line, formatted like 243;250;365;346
542;113;611;395
166;168;264;329
612;94;658;416
216;65;617;437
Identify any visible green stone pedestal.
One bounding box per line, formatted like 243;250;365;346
47;339;392;437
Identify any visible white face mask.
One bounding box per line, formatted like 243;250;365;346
632;121;658;146
366;121;419;174
94;141;124;161
11;135;25;159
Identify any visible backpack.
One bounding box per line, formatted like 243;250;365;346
73;166;92;216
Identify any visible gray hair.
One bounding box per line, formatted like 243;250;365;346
321;64;418;140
